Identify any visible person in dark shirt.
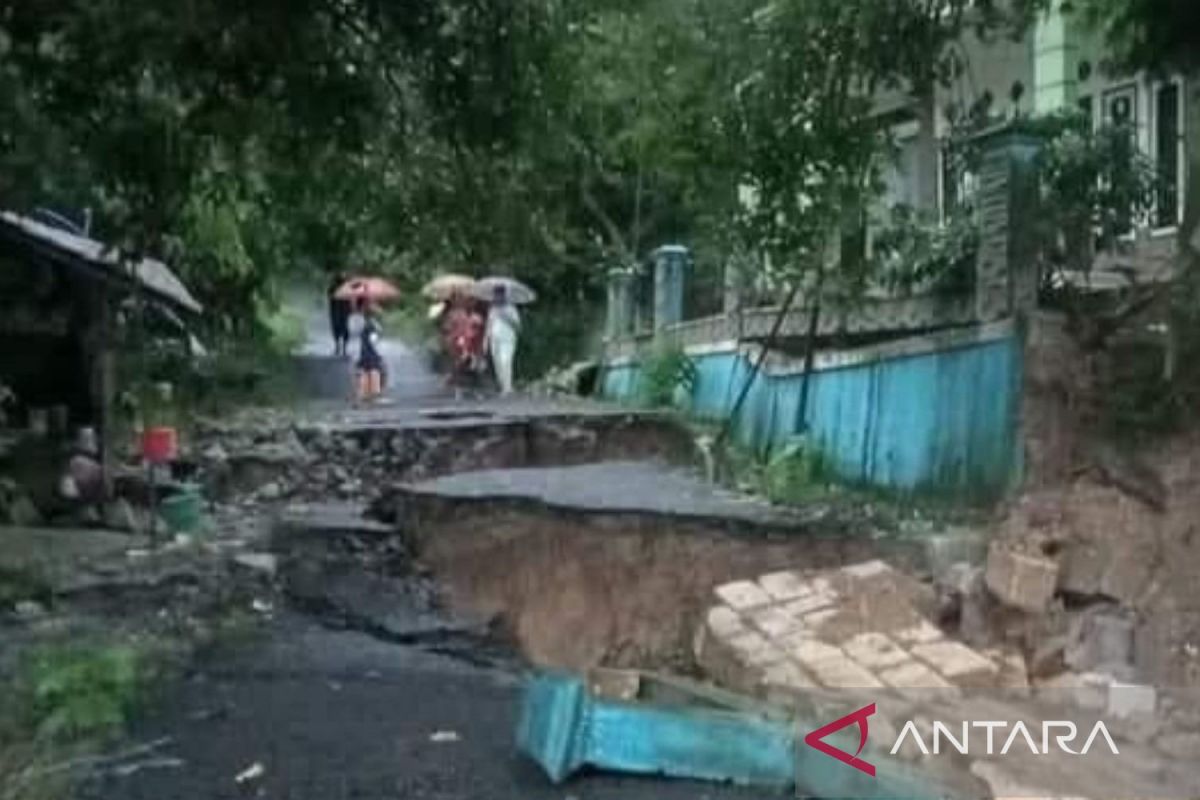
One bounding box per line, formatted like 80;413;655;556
328;272;352;356
355;304;385;403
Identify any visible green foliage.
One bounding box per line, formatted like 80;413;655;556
1031;111;1160;279
639;345;697;408
870;206;980;295
721;0;998;291
18;644;148;742
762;437;832;504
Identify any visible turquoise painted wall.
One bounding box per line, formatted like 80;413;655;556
601;335;1022;499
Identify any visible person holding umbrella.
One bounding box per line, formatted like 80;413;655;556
328;271;352;357
333;276;400;404
477;278;535;398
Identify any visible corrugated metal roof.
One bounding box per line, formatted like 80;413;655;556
0;210;203;314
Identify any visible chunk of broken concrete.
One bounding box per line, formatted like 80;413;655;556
232;552;278;580
1065;608;1134;672
985;543;1058;613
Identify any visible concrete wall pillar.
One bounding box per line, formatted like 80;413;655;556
652;245;690;330
605;269;635;339
973;125;1042;321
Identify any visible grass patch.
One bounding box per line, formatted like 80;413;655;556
0;638;171;800
16;643;154;744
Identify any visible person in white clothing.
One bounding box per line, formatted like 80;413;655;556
485;284;521;395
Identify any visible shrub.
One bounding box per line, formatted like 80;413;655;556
639;345;698;408
763;437;831;504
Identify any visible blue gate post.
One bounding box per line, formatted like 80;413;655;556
605;266;635;340
652;245;690;331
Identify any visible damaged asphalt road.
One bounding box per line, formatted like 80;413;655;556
76;613;770;800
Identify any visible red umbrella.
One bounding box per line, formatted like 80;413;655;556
334;276;401;303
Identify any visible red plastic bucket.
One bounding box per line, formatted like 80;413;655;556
141;426;178;463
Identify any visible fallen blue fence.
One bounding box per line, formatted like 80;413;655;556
601;328;1022;500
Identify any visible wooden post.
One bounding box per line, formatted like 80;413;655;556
88;284;116;494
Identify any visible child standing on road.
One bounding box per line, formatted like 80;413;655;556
356;304;385;403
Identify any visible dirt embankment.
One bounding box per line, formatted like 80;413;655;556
398;499;920;673
1002;313;1200;686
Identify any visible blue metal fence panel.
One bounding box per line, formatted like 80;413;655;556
600;333;1020;498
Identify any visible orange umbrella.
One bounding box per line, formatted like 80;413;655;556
334;276;401;303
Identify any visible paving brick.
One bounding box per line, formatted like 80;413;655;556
803;608;838;628
806;576;832;596
841;559;893;580
727;630;787;667
748;604;806;639
782;635;845;670
704;605;745;638
894;621;944;645
911;640;999;687
761;661;818;691
715;579;773;611
781;591;836;617
879;660;955;690
842;632;911;670
984;543;1058;612
757;570;811;601
806;655;884;689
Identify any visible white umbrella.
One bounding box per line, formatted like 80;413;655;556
471;276;536;304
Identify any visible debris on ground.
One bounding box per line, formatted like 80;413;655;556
234;761;265;784
694;558;1200;798
429;730;461;743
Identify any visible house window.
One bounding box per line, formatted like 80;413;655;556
882;120;921;210
938;141;977;222
1153;81;1182;229
1103;84;1137;129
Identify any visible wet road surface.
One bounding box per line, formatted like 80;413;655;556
78;616;772;800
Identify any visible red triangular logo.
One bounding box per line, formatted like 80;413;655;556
803;702;876;777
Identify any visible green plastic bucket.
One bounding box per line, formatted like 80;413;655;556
159;486;204;534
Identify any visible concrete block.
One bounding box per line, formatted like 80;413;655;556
842;559;893;580
842;632;911;671
747;604;806;639
894;621;944;645
726;630;787;668
781;591;836;617
704;604;746;639
879;661;955;690
761;661;818;692
1108;683;1156;719
806;655;884;689
757;570;811;601
985;543;1059;612
911;640;999;687
1038;671;1111;710
802;608;838;628
1066;610;1134;672
782;635;845;670
924;528;990;576
714;579;773;611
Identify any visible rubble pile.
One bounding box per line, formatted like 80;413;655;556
695;557;1200;797
191;409;698;509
